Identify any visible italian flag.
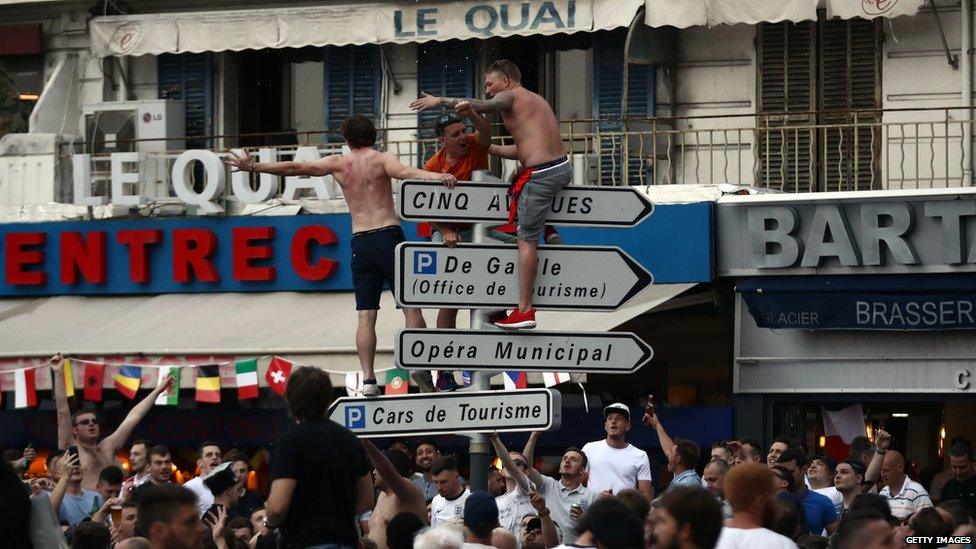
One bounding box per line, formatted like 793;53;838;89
235;359;259;400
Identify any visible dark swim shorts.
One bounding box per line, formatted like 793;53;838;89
351;225;404;310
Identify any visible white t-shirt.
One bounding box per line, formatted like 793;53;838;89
813;486;844;517
552;545;597;549
580;440;652;495
462;544;494;549
430;488;470;528
538;476;597;544
715;527;798;549
181;476;214;517
497;487;536;536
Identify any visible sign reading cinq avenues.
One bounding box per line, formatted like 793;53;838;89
716;192;976;275
328;389;561;438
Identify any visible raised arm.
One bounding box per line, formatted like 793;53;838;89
101;373;173;454
410;91;515;115
457;102;492;148
863;429;891;492
51;354;73;450
645;413;676;460
489;433;533;493
49;452;79;515
381;152;457;187
362;439;420;502
225;149;339;177
488;144;519;160
528;490;559;549
522;431;540;468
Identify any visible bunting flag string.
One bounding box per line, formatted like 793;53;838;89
0;356;578;407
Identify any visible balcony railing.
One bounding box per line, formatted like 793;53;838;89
69;106;976;200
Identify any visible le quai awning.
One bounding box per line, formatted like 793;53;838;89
0;283;693;385
644;0;924;28
90;0;643;57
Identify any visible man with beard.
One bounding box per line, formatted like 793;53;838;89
362;440;426;549
491;434;596;543
412;440;441;501
52;354;175;490
582;403;653;500
131;446;174;504
430;456;470;528
715;463;797;548
139;484;205;549
181;441;222;517
649;487;723;549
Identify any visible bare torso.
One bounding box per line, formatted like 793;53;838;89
368;489;428;549
329;149;401;233
502;87;567;167
77;440;119;491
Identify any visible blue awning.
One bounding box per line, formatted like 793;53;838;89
736;275;976;331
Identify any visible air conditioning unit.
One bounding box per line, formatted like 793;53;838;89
82;100;185;200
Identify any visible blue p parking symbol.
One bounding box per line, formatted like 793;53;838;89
414;251;437;274
345;405;366;429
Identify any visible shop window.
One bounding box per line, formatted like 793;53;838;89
324;45;381;144
416;40;477;164
158;53;214;149
593;29;654;185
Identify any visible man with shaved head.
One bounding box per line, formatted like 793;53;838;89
879;449;933;519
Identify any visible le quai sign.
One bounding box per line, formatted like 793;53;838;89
716;192;976;275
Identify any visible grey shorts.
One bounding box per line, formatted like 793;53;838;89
515;158;573;241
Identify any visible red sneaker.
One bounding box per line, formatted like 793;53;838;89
494;308;537;330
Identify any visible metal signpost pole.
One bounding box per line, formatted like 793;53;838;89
468;169;493;492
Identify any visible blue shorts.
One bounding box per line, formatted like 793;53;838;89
351;225;404;310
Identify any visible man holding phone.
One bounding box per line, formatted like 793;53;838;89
51;353;174;490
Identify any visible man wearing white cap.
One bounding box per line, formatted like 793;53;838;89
581;403;653;500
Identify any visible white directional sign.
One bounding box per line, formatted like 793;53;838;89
328;389;561;438
395;243;653;310
397;180;654;227
397;329;653;374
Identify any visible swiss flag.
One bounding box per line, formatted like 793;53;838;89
84;361;104;402
265;356;293;396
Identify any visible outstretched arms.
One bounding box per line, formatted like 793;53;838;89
101;374;173;454
381;153;457;188
488;144;519;160
225;149;340;177
410;91;515;115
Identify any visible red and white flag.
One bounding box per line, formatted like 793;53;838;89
265;357;293;396
14;367;37;408
542;372;570;388
503;372;527;390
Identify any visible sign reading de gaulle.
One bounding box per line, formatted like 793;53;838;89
395;243;653;310
328;389;561;438
397;329;653;373
397;180;654;227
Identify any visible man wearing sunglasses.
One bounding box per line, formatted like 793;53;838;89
411;59;572;330
51;353;175;491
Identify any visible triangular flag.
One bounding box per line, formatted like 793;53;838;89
384;368;409;395
345;372;363;397
14;367;37;408
195;365;221;403
265;357;293;396
235;359;259;400
503;372;527;390
542;372;570;388
83;362;104;402
155;367;180;406
63;359;75;398
114;365;142;400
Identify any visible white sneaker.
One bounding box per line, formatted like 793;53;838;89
362;379;380;397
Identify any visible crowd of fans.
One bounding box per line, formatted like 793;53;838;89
2;363;976;549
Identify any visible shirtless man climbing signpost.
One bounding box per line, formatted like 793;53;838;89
226;115;456;396
410;59;572;330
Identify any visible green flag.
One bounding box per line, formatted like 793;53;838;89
155;366;180;406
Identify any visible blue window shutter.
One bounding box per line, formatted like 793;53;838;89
324;45;381;143
593;30;653;184
158;53;213;149
416;40;476;164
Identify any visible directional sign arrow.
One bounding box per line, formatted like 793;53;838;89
395;243;653;310
397;180;654;227
328;389;561;438
397;329;653;374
